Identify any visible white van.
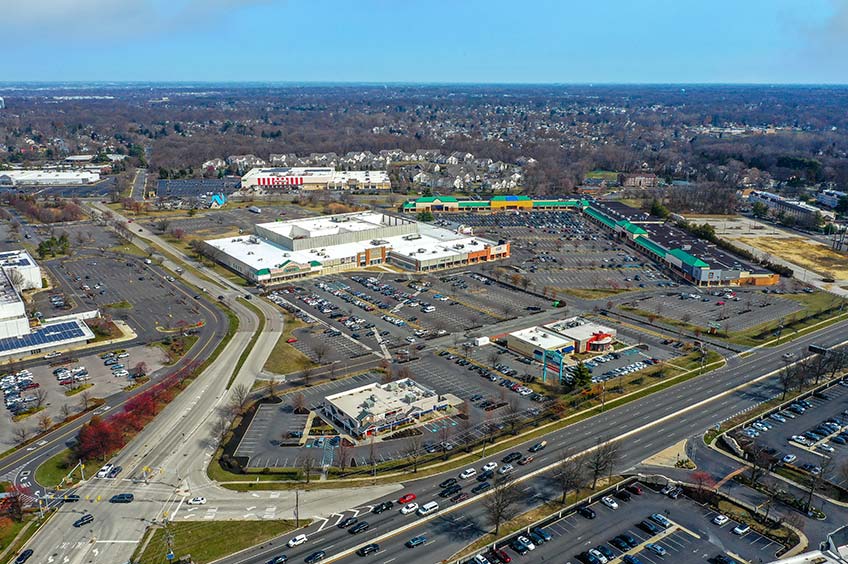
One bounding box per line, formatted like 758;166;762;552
96;463;114;478
417;501;439;516
460;468;477;479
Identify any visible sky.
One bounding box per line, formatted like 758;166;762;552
1;0;847;84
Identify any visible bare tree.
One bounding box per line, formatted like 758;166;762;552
230;383;250;414
301;365;314;387
312;341;330;366
34;387;49;409
300;455;317;484
37;413;53;434
292;392;307;414
506;398;522;435
586;438;617;489
438;424;452;460
79;390;92;411
265;376;278;400
405;433;423;473
483;476;523;535
59;403;72;420
556;450;586;504
778;364;794;401
13;425;29;445
745;443;773;485
804;455;833;513
213;415;230;443
337;439;352;473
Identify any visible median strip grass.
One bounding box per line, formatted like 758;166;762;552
133;520;297;564
34;448;82;489
227;297;266;389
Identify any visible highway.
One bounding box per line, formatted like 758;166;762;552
215;319;848;564
11;205;404;564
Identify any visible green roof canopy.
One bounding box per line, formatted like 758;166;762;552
668;248;709;268
416;196;457;203
584;207;617;229
533;200;580;207
458;201;491;207
635;237;668;258
616;220;648;235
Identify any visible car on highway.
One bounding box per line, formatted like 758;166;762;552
14;549;33;564
471;482;491;494
287;534;308;548
498;463;514;475
95;463;114;478
502;452;522;464
371;501;393;514
356;544;380;556
528;441;547;453
406;535;427;548
107;466;123;479
62;494;81;503
400;503;419;515
482;461;498;472
187;497;206;505
349;521;370;534
439;477;458;489
451;492;469;503
398;493;416;504
713;514;730;525
73;514;94;527
337;517;357;528
109;493;134;503
304;550;326;563
460;468;477;479
600;496;618;510
266;556;288;564
517;456;534;465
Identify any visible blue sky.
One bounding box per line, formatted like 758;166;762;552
2;0;847;83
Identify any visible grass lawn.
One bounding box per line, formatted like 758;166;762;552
559;287;634;300
64;382;94;396
0;518;31;554
739;236;848;279
585;170;620;181
134;520;297;564
228;297;265;388
104;300;133;309
263;319;316;375
108;244;150;258
34;449;82;488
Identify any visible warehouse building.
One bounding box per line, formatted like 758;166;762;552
0;170;100;186
749;191;835;223
239;167;391;193
204;211;510;286
321;378;460;439
583;203;780;287
0;251;94;358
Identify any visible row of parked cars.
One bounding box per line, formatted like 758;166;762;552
2;369;39;412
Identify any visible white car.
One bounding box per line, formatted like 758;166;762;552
498;464;514;475
117;352;129;359
460;468;477;479
516;535;535;550
819;443;835;453
732;524;751;535
187;497;206;505
588;548;609;564
713;514;730;526
96;464;114;478
400;502;419;515
600;496;618;510
482;462;498;472
287;534;308;547
782;454;797;464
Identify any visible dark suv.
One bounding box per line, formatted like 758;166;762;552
371;501;393;514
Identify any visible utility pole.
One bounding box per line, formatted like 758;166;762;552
165;519;175;563
295;490;300;527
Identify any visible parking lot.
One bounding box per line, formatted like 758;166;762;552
143;205;316;242
486;481;783;564
2;344;167;449
41;252;206;343
733;379;848;489
614;289;804;332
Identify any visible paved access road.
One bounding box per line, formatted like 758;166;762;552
217;319;848;564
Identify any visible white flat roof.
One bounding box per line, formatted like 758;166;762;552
545;317;615;341
258;211;393;239
509;326;573;350
325;378;436;421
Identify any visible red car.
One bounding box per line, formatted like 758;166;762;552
286;337;298;343
490;549;512;563
627;484;643;495
398;493;416;504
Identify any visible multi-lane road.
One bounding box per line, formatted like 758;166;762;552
216;320;848;564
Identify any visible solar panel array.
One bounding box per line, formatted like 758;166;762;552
0;321;88;353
